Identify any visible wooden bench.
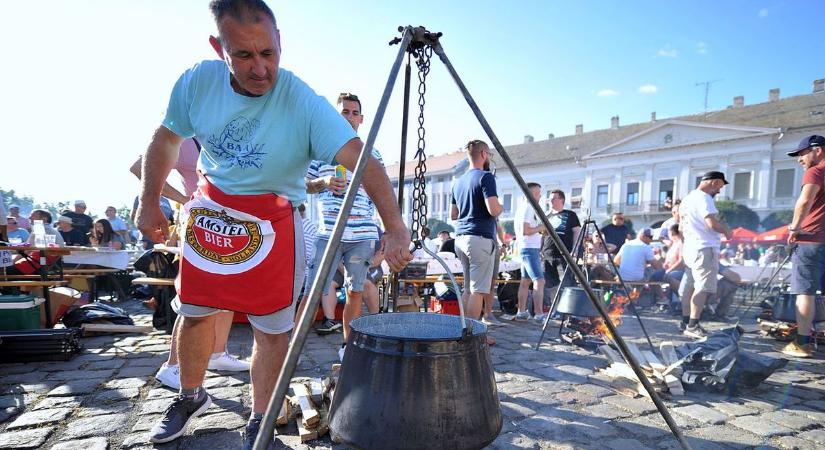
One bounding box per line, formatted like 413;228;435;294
0;280;69;327
132;277;176;333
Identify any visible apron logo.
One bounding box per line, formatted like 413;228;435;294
186;207;265;264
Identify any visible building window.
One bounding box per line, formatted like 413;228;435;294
570;187;583;209
626;182;640;206
775;169;795;198
503;194;512;213
733;172;752;200
596;185;609;207
658;179;674;206
695;176;703;188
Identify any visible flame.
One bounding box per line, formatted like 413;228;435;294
592;294;633;338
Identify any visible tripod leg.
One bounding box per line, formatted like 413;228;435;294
432;43;692;450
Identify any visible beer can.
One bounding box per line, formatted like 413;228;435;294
335;164;347;184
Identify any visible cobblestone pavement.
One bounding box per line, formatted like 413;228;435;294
1;298;824;450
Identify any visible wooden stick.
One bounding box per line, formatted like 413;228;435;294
81;323;153;334
291;382;320;428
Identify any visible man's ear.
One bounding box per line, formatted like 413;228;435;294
209;35;224;60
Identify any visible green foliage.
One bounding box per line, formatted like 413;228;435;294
0;188;36;213
117;206;134;227
500;220;514;235
761;210;793;230
715;200;759;230
426;218;454;235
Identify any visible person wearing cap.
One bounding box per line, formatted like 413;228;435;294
678;171;732;339
782;135;825;358
56;215;86;246
8;205;31;232
614;228;662;283
60;200;93;246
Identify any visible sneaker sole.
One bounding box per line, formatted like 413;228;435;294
207;364;250;372
149;395;212;443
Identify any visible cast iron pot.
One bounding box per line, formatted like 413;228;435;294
771;293;825;323
555;287;603;317
328;313;501;450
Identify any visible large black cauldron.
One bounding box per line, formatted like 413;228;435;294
771;294;825;323
328;313;501;450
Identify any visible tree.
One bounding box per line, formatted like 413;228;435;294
426;218;453;235
0;188;35;213
715;200;759;230
761;210;793;230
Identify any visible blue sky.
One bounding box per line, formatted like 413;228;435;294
2;0;822;214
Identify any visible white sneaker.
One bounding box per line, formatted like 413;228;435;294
207;352;251;372
514;311;530;321
155;362;181;390
533;314;547;323
482;315;506;327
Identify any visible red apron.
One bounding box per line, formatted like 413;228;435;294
176;177;296;315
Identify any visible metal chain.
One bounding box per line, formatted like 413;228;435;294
411;45;432;247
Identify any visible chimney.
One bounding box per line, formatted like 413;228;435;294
769;88;780;102
575;124;583;135
733;96;744;108
547;133;555;140
524;135;534;143
610;116;619;129
650;111;657;122
814;79;825;93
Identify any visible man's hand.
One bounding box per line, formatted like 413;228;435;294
324;176;347;195
136;203;169;244
723;228;733;241
381;226;413;272
788;228;811;244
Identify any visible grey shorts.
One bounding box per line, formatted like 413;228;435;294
306;238;376;294
171;210;304;335
680;247;719;295
456;234;496;295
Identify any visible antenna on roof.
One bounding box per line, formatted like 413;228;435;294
695;79;723;114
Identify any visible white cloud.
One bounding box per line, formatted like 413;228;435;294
758;8;769;18
638;84;658;94
597;89;619;97
697;41;708;55
656;47;678;58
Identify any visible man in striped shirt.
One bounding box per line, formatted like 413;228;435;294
305;93;382;359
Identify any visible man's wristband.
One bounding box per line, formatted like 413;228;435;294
788;226;800;232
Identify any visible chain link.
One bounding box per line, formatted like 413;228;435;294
410;45;432;247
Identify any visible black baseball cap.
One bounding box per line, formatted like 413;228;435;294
787;135;825;157
701;171;729;185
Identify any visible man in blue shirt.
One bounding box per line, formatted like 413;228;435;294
601;212;629;253
136;2;411;448
451;140;503;329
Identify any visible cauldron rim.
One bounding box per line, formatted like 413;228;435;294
349;312;486;341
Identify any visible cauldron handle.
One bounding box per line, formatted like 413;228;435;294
417;243;471;336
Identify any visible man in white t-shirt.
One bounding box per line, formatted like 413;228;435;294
513;182;546;321
614;228;661;282
678;171;732;339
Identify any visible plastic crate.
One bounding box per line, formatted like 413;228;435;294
398;261;428;279
432;298;461;316
0;295;44;330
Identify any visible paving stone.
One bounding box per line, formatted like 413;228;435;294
119;432;152;449
178;430;243;450
124;356;167;367
141;398;174;414
7;407;73;429
0;363;40;375
206;386;244;400
38;360;87;372
603;394;659;415
551;390;600;406
613;416;668;439
77;400;132;417
87;387;141;404
138;344;170;352
33;395;82;410
49;437;109;450
729;415;794;438
47;379;103;396
490;432;540;450
500;400;538;419
585;403;634;420
555;365;595;378
516;415;572;441
789;406;825;423
104;377;147;390
0;427;54;449
46;369;114;382
496;381;533;396
763;410;819;430
798;428;825;444
202;376;245;389
130;414;161;432
145;388;177;400
572;383;613;398
708;400;759;417
771;435;820;450
1;372;45;384
606;438;653;450
533;380;574;394
114;366;158;378
191;410;246;434
512;389;563;407
85;359;126;371
687;425;763;449
673;404;727;425
61;413;129;440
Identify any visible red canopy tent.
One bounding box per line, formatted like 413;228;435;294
754;225;790;244
722;227;758;244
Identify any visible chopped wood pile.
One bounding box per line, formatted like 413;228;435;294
278;365;340;442
589;341;685;398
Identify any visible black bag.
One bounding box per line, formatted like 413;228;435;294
61;303;134;328
134;250;178;278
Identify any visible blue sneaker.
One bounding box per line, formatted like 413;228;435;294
242;417;275;450
148;392;211;443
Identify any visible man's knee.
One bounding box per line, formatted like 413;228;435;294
180;315;214;330
254;330;289;349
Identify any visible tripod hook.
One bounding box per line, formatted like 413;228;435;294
389;26;443;51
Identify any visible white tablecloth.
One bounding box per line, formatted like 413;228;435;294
392;256;519;275
63;250;131;270
728;264;792;283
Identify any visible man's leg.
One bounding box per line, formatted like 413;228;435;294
517;278;531;314
249;328;289;413
343;290;363;342
212;310;235;353
178;315;217;388
466;292;485;320
796;295;815;340
340;240;374;340
361;280;380;314
167;315;182;366
532;278;545;318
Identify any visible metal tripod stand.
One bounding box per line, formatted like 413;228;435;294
536;213;655;350
255;26;692;450
733;244;795;322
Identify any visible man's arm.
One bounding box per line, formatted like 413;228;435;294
450;204;459;221
789;183;821;243
136;126;183;243
305;175;346;195
485;197;503;217
704;214;732;240
130;155;189;205
334;138;411;271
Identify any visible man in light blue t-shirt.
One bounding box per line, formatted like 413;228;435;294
136;2;411;448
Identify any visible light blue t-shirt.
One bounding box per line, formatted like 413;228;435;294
616;238;654;281
163;60;356;202
307;148;383;242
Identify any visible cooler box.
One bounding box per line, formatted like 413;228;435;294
0;295;45;330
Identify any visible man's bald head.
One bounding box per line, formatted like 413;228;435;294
210;0;277;33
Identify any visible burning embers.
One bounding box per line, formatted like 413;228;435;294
561;292;636;348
